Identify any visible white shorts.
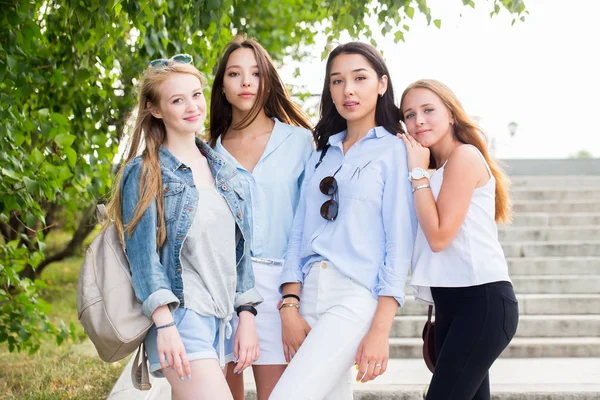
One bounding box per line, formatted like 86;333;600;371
232;258;286;365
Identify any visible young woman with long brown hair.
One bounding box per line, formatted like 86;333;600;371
209;37;314;400
270;42;416;400
400;79;518;400
109;56;262;400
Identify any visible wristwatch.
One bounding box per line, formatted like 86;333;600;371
408;167;431;181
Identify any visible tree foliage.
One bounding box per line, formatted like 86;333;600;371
0;0;526;353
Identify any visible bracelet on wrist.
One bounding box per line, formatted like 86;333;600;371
282;294;300;302
155;321;176;330
236;305;258;316
278;303;300;311
412;183;431;193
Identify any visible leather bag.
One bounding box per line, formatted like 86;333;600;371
77;204;153;390
422;305;436;373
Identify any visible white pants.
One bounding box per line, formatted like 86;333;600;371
269;261;378;400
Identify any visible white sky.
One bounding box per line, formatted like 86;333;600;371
279;0;600;159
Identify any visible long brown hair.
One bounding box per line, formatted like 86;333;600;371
108;62;205;246
209;36;313;144
314;42;403;150
400;79;512;224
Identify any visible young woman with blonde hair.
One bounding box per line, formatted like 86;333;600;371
209;37;314;400
400;79;518;400
109;55;262;400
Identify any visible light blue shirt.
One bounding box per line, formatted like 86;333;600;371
215;118;314;260
280;127;417;306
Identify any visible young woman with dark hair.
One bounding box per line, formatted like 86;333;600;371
109;56;262;400
270;42;416;400
209;36;314;400
400;79;518;400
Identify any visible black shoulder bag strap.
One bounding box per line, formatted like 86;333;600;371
314;144;330;170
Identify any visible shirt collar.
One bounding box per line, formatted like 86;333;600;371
159;137;224;173
327;126;387;146
214;117;294;171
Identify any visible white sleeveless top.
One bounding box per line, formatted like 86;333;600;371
410;146;511;305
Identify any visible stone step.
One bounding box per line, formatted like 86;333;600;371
507;257;600;275
513;201;600;213
510;213;600;226
399;294;600;316
511;175;600;188
119;358;600;400
511;187;600;201
501;241;600;257
499;226;600;242
389;337;600;358
511;275;600;294
390;315;600;338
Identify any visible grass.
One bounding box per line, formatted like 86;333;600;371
0;231;129;399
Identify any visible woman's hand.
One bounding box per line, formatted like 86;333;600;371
280;307;311;363
234;311;259;373
355;328;389;383
398;132;430;171
156;325;191;381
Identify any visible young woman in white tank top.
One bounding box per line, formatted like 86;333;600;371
399;79;519;400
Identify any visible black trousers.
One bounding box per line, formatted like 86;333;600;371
425;281;519;400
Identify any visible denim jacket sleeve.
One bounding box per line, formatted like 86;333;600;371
233;223;263;308
121;160;180;318
373;144;417;307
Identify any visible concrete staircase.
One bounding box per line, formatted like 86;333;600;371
109;174;600;400
391;175;600;361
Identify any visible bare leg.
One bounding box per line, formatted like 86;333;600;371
225;361;245;400
253;364;286;400
164;359;234;400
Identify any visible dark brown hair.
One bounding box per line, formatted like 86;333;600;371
314;42;403;150
209;36;312;144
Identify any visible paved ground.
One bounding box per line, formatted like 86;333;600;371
109;357;600;399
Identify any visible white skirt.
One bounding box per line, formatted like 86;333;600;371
233;258;286;365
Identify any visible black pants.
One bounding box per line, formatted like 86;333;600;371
425;281;519;400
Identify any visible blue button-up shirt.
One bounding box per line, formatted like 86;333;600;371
215;118;314;260
280;127;417;306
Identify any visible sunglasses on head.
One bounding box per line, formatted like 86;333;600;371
319;165;342;221
148;53;193;68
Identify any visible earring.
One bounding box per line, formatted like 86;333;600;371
379;93;383;98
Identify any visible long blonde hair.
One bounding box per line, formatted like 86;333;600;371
108;62;205;246
400;79;512;224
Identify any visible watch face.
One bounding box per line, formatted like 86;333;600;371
414;169;423;179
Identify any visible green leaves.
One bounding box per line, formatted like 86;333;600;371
0;0;527;356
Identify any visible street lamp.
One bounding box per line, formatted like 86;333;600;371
508;121;518;138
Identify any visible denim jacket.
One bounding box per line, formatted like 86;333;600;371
121;138;263;319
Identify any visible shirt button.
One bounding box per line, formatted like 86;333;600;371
321;261;327;269
181;166;188;171
237;211;243;219
221;185;228;191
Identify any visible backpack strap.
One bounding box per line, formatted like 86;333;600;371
96;204;109;225
131;342;152;390
314;144;330;170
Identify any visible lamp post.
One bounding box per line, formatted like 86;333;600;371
508;121;518;138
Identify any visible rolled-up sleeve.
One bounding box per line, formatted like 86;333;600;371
373;144;417;307
121;162;179;318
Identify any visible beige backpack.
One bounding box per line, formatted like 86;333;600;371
77;204;153;390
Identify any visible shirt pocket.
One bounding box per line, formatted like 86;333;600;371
163;181;184;224
337;161;384;203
